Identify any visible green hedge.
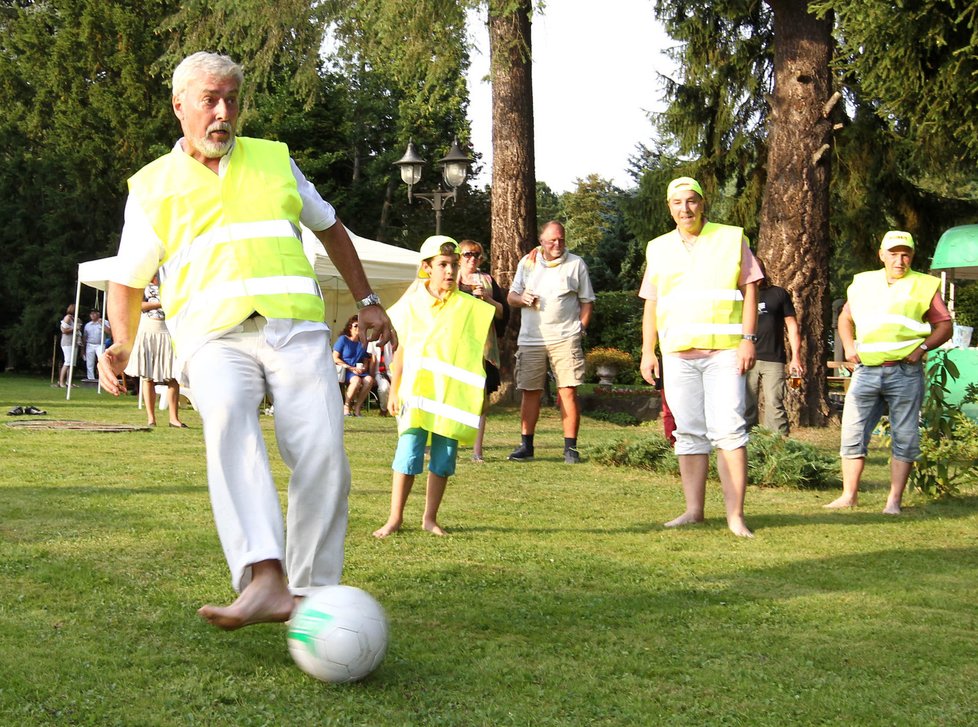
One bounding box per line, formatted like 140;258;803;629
586;291;644;383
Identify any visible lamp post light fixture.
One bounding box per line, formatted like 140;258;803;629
394;138;473;234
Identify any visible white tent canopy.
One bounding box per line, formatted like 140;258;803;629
68;229;419;398
67;256;120;398
302;225;420;328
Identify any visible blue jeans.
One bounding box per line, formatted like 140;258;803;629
840;363;924;462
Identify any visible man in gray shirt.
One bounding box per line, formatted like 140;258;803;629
506;221;595;464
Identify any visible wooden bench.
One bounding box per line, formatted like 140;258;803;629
826;360;852;392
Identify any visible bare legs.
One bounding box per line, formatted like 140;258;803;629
373;471;449;538
825;457;863;509
665;453;708;527
556;386;581;438
344;375;374;416
665;449;752;538
473;413;487;461
142;378;184;426
197;559;296;630
716;447;752;537
142;378;158;425
520;387;580;439
883;459;913;514
826;456;913;514
165;380;184;426
519;389;543;435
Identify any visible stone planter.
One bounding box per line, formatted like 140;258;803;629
595;365;618;386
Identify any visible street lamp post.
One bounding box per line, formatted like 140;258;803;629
393;138;473;234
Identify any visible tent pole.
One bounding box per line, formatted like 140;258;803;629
67;277;82;400
96;294;107;394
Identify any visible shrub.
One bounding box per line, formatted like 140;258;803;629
910;351;978;497
583;409;641;426
746;429;839;489
588;429;839;490
586;434;678;472
584;347;634;372
586;291;643;360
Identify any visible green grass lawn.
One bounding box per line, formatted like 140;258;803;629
2;374;977;726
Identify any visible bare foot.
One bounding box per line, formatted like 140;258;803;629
373;520;402;538
197;586;295;631
727;516;754;538
882;502;902;515
423;521;447;536
664;512;704;528
824;495;857;509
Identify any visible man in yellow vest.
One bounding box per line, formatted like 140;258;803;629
826;231;952;514
639;177;761;538
373;236;494;538
97;52;395;630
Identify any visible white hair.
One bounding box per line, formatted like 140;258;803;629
172;52;243;101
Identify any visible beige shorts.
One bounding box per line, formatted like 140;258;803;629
515;336;585;390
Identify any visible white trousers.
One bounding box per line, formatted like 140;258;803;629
85;343;102;379
663;349;749;455
186;319;350;596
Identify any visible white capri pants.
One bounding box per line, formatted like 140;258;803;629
374;373;391;411
186;318;350;596
663;348;749;455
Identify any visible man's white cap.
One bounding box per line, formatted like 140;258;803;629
880;230;915;251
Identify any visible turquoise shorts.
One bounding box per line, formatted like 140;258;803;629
392;428;459;477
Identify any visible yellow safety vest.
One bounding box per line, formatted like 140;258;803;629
647;222;745;353
127;137;324;357
847;269;940;366
387;286;494;445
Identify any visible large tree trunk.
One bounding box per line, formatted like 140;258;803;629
757;0;834;427
488;0;536;402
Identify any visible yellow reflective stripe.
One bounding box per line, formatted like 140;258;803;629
660;288;744;306
168;275;321;328
857;314;932;335
160;219;299;283
401;396;482;429
857;339;924;354
664;323;742;338
414;356;486;389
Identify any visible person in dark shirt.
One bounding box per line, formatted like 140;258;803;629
745;258;802;436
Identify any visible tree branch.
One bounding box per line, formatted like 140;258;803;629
822;91;842;118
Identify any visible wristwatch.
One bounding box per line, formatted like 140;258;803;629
742;334;758;342
919;342;929;352
355;292;382;310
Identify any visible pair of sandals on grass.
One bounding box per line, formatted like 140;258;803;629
8;405;47;416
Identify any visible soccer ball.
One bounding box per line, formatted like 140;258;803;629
287;585;388;683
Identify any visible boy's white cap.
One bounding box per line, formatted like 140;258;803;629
417;235;459;278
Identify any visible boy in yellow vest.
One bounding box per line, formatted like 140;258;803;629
827;231;952;514
373;236;494;538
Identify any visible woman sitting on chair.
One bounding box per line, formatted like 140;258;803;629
332;315;374;417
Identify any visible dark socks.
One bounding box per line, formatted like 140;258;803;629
564;437;577;451
522;433;535;450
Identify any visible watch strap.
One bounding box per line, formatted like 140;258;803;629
355;293;382;310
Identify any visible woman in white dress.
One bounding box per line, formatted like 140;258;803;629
123;278;187;427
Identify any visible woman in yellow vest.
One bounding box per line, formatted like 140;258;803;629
373;236;494;538
827;231;952;514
